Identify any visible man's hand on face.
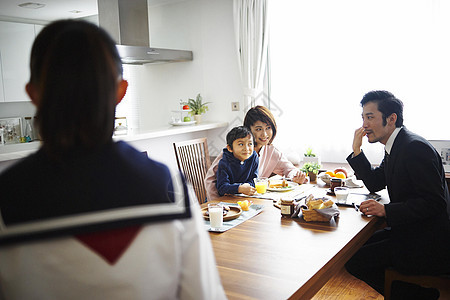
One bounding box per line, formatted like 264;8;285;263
352;127;365;156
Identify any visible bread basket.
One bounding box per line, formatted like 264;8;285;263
301;207;330;222
301;195;336;222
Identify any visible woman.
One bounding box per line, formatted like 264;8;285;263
205;106;307;200
0;20;225;300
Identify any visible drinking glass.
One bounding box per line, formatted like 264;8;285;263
334;187;349;204
254;177;268;194
208;203;223;230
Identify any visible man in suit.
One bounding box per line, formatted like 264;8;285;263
345;90;450;300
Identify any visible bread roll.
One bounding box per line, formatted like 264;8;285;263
308;199;323;210
319;200;334;209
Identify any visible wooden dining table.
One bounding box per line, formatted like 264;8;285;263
203;182;388;300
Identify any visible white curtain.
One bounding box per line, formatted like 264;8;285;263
233;0;269;108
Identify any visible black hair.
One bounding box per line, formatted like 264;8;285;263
226;126;254;150
29;19;123;160
360;90;404;127
243;106;277;144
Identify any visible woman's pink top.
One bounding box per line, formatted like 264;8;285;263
204;144;299;201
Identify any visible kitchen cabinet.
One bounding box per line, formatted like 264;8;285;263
0;53;4;102
0;21;35;102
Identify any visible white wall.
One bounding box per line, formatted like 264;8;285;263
0;0;244;167
126;127;225;171
120;0;245;168
135;0;243;155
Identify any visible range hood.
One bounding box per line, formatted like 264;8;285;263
97;0;193;65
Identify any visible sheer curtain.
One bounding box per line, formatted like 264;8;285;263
270;0;450;164
233;0;269;108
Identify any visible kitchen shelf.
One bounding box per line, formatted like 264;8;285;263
113;121;228;142
0;141;41;162
0;121;228;162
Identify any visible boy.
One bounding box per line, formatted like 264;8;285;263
216;126;259;196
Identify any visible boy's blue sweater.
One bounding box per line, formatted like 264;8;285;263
216;148;259;196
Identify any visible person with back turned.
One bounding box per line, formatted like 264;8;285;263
345;90;450;300
0;20;225;300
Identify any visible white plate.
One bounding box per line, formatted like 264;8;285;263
170;121;197;126
267;181;299;192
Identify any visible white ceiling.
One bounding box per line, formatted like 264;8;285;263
0;0;180;22
0;0;98;22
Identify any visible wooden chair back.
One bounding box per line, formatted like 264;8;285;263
385;268;450;300
173;138;211;204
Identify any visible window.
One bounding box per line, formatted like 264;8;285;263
115;65;141;132
269;0;450;163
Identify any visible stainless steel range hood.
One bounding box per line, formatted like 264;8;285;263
98;0;193;65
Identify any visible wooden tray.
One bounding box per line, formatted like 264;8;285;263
202;206;242;221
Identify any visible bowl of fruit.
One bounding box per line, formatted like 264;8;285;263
318;168;349;186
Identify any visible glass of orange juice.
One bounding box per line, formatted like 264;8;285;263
254;177;268;194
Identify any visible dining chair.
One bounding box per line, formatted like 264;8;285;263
384;268;450;300
173;138;211;204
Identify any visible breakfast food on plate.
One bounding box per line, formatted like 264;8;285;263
268;179;289;188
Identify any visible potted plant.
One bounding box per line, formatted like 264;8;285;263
303;147;320;164
187;93;211;124
301;162;321;182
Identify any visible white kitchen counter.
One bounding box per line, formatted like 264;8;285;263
0;121;228;162
112;121;228;142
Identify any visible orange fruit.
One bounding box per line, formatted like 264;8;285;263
325;171;335;177
238;200;252;211
335;172;346;179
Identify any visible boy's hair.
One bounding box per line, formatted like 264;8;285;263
226;126;253;150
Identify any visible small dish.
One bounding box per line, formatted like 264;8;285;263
170;121;197;126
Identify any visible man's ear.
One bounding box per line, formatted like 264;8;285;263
388;113;397;126
116;79;128;105
26;82;39;107
226;144;233;152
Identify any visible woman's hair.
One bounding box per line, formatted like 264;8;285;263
243;106;277;144
30;20;123;159
360;90;404;127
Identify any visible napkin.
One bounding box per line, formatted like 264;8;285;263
291;202;340;220
344;176;364;188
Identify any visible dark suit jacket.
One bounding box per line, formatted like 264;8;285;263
347;127;450;274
